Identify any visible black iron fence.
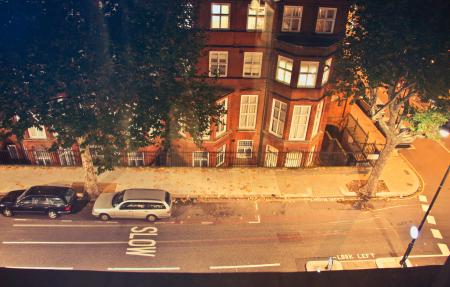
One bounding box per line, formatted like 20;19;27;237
0;148;369;168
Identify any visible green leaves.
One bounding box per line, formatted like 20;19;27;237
408;110;449;140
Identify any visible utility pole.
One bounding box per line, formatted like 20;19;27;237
399;165;450;267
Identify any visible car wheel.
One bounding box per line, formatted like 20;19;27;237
146;214;157;222
100;213;110;221
2;208;13;217
48;210;58;219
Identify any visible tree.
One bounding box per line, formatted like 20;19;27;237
331;0;449;208
0;0;223;197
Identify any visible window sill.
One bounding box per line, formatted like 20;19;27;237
237;129;256;132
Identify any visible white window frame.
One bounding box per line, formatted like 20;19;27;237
298;61;319;88
269;99;287;137
264;145;278;167
28;126;47;139
127;152;144;167
216;98;228;137
192;151;209;167
311;101;324;138
321;58;332;86
216;144;226;167
289;105;311;141
59;148;76;166
237;140;253;159
247;5;266;31
307;146;316;167
285;152;303;167
315;7;337;34
243;52;263;78
211;3;230;29
209;51;228;77
282;6;303;32
276;56;293;85
7;145;19;159
239;95;258;130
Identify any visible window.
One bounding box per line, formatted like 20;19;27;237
211;3;230;29
192;151;209;167
276;56;293;85
243;52;263;78
239;95;258;129
307;146;316;166
120;202;146;210
247;5;265;30
311;101;324;138
7;145;19;159
282;6;302;32
59;148;76;166
321;58;332;85
285;152;303;167
216;145;226;167
28;126;46;139
237;140;253;159
209;51;228;77
316;7;337;34
146;203;166;210
49;197;65;206
269;99;287;137
264;145;278;167
33;150;51;165
128;152;144;166
298;61;319;88
216;98;228;136
289;105;311;141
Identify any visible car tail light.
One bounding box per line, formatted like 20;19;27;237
64;205;72;211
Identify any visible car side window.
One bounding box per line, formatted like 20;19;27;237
120;202;146;210
32;196;49;206
146;203;166;210
18;197;33;205
50;197;65;206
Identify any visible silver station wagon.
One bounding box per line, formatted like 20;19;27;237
92;189;172;222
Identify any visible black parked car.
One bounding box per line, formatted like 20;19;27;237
0;186;77;219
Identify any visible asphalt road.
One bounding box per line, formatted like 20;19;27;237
0;196;447;272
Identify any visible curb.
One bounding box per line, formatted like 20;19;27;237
398;153;425;199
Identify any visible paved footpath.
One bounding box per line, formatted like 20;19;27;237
0;153;420;200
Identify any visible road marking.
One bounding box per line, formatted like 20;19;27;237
372;204;420;212
13;224;143;228
3;241;128;245
13;219;28;221
436;141;450;153
421;204;429;212
418;195;427;203
248;215;261;224
209;263;280;270
201;221;214;225
108;267;180;271
438;244;449;256
427;215;436;225
431;229;443;239
155;221;175;224
6;266;73;270
62;220;72;222
255;201;259;211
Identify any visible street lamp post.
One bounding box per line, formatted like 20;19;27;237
399;165;450;268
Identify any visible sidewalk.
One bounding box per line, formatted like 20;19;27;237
0;153;421;200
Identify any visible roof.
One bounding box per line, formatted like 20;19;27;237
26;185;72;196
123;189;168;201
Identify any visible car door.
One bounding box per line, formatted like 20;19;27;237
14;196;34;214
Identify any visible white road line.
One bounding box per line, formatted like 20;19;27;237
438;243;450;256
108;267;180;271
248;215;261;224
255;202;259;211
13;224;140;228
6;266;73;270
436;141;450;153
61;220;72;222
155;221;175;224
431;229;443;239
13;219;28;221
418;195;427;203
372;204;420;212
209;263;280;270
421;204;429;212
201;221;214;225
3;241;128;245
427;215;436;225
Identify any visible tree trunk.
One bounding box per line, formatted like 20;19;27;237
356;137;396;209
78;138;99;198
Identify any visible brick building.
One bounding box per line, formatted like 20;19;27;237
1;0;352;168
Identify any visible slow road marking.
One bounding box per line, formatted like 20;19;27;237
127;226;158;257
209;263;280;270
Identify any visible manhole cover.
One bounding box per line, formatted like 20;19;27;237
277;232;302;242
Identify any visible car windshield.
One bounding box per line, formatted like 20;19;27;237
112;191;125;207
